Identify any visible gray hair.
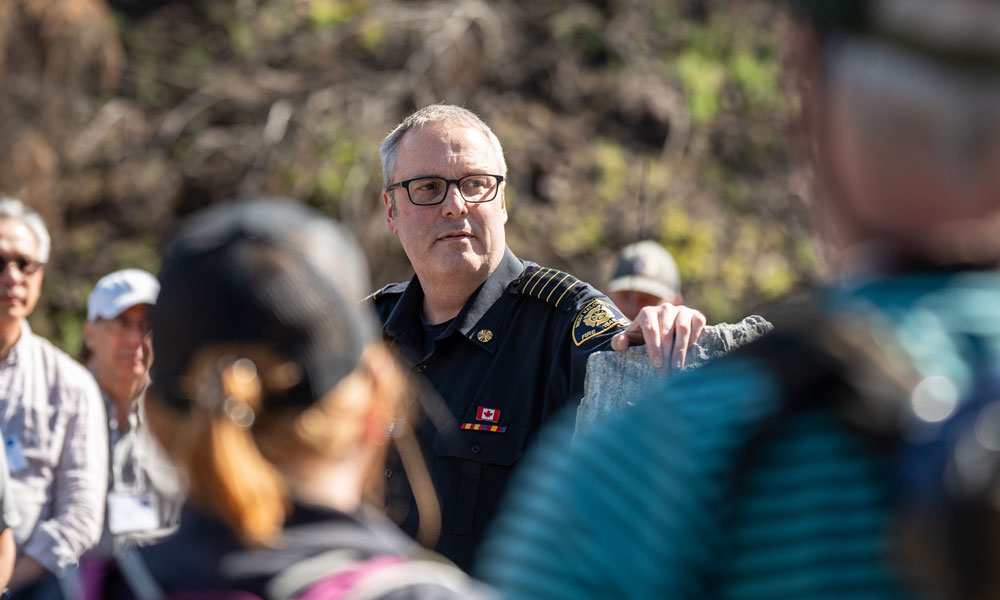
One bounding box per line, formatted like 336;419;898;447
379;104;508;189
0;196;50;263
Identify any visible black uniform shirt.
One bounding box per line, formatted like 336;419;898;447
370;247;630;570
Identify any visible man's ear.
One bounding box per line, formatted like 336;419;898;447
499;181;508;224
383;190;398;234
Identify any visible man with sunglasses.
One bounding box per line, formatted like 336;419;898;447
371;105;707;570
81;270;181;556
0;198;107;596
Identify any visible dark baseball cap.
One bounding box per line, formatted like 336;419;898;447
150;197;378;414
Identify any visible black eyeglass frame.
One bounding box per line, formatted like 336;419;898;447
385;174;505;206
0;254;45;276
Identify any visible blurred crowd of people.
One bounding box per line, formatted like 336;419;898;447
0;0;997;598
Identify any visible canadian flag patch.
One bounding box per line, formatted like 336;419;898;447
476;407;500;423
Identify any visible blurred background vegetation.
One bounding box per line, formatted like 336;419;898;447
0;0;819;355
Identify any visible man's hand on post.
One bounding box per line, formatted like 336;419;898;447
611;303;706;376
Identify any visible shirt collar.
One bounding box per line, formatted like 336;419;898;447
454;247;523;338
1;320;32;367
382;276;425;341
91;365;148;430
382;247;523;345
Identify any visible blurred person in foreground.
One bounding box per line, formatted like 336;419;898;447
0;198;106;597
81;269;181;555
86;199;490;598
0;432;20;593
605;240;684;320
476;1;1000;598
371;105;710;569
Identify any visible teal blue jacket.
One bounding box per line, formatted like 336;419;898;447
477;272;1000;599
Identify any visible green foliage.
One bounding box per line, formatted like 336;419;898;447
675;50;726;125
553;213;606;256
594;139;628;203
127;46;165;107
57;310;86;362
111;237;161;274
730;43;782;112
228;20;254;56
661;206;716;286
3;0;815;346
549;4;612;64
310;0;369;30
357;16;387;53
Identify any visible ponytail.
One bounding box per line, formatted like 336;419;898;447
147;349;290;545
146;342;439;547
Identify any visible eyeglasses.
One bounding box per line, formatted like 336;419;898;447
386;174;504;206
0;254;44;276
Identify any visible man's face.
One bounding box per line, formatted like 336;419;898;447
0;218;44;326
384;120;508;288
84;303;153;390
608;290;672;321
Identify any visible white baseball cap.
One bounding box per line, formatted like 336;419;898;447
87;269;160;322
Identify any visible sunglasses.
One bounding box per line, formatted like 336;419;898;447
0;254;44;276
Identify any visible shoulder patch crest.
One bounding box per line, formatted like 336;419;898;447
512;266;583;311
572;299;629;346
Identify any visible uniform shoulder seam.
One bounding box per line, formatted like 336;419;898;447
365;282;407;304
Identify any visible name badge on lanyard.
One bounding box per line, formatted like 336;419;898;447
4;435;28;473
107;491;159;534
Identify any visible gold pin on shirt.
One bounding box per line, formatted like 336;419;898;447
477;329;494;343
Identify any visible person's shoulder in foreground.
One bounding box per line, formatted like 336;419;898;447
476;0;1000;596
477;272;1000;599
474;347;797;598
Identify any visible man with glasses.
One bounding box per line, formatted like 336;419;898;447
0;197;107;596
371;104;706;569
81;270;181;556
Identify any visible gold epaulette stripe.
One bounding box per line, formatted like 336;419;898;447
527;268;554;297
552;281;581;309
545;272;574;302
516;267;584;310
533;269;559;298
538;273;570;302
518;268;546;295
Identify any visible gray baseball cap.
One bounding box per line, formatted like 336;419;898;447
607;241;681;301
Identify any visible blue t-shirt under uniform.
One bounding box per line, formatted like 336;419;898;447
476;272;1000;599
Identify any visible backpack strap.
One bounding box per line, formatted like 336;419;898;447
312;559;476;600
292;556;404;600
266;550;473;600
115;548;170;600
